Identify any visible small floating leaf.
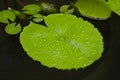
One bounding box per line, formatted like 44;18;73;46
40;2;57;14
0;10;16;24
20;14;103;70
22;4;41;15
32;14;44;23
33;14;43;18
60;5;74;14
108;0;120;15
5;23;22;35
75;0;111;19
12;10;21;16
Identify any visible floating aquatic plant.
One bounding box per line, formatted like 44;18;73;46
108;0;120;15
22;4;41;15
0;10;16;23
75;0;111;19
60;5;74;14
20;14;104;69
5;23;22;35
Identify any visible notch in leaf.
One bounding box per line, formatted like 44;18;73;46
20;14;104;70
32;14;44;23
60;5;74;14
5;23;22;35
0;10;16;24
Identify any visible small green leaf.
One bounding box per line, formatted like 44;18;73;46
0;10;16;23
75;0;111;19
5;23;22;35
32;17;43;23
20;14;103;70
12;10;21;16
60;5;74;14
108;0;120;15
40;2;57;14
32;14;44;23
22;4;41;15
33;14;42;17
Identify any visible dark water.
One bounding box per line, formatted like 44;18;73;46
0;0;120;80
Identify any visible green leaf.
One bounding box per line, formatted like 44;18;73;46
0;10;16;24
75;0;111;19
11;10;21;16
22;4;41;15
40;2;57;14
12;9;26;19
20;14;103;70
60;5;74;14
5;23;22;35
32;14;44;23
108;0;120;15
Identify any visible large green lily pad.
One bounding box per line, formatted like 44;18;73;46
108;0;120;15
20;14;103;70
75;0;111;19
